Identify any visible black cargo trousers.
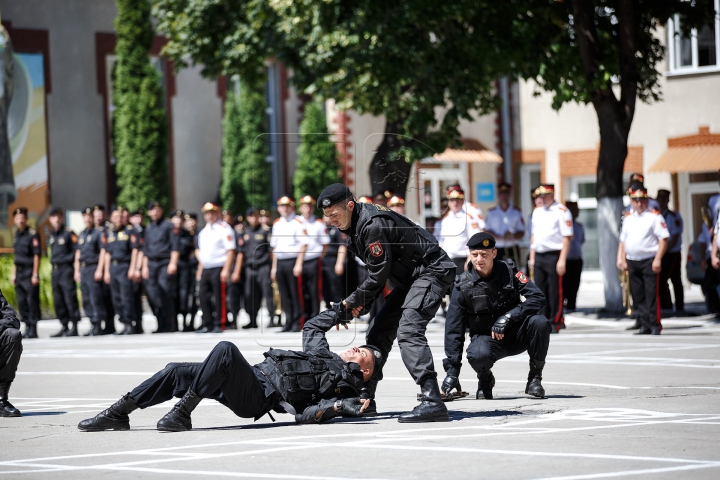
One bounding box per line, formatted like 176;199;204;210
365;265;455;393
128;341;276;419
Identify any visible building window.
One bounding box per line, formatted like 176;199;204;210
668;1;720;74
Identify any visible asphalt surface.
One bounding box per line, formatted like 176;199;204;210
1;299;718;480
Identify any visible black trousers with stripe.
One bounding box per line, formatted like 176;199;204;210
199;267;224;329
534;250;564;328
659;251;684;311
628;258;661;331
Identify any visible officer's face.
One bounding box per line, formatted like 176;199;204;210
339;346;374;381
171;216;182;229
541;193;554;207
448;198;463;213
203;210;220;224
657;195;669;211
185;218;197;230
277;204;294;218
14;213;27;229
470;248;497;277
83;214;93;228
299;203;313;216
49;214;61;229
130;214;142;227
110;211;123;229
498;191;510;206
323;201;355;230
247;214;259;227
93;210;104;226
149;207;163;221
631;198;648;213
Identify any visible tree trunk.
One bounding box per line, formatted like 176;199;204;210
368;120;415;197
595;95;632;313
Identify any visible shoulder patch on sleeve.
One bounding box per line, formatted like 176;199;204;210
368;241;384;257
660;221;667;229
566;220;572;227
32;237;40;247
558;205;568;212
273;218;281;224
515;271;529;283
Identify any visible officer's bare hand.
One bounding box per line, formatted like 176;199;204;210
31;275;39;287
528;259;535;270
94;269;103;282
293;263;302;277
167;263;177;276
651;258;662;274
103;272;111;285
335;263;344;276
220;268;230;283
142;266;150;280
712;256;720;269
270;268;276;281
556;260;566;276
230;270;240;284
73;271;80;283
616;259;627;271
491;331;505;341
10;272;16;285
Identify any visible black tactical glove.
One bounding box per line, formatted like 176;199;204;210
441;375;461;395
331;301;355;322
491;313;513;336
335;398;366;416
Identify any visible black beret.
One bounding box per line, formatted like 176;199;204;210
467;232;496;250
246;207;259;217
317;183;353;209
147;200;162;210
93;204;105;212
172;209;184;218
185;212;197;220
131;209;144;216
13;207;28;216
49;207;63;216
360;344;383;380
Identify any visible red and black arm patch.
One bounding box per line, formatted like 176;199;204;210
515;270;529;284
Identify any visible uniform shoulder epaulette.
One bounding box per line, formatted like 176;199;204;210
273;218;281;225
220;221;229;227
29;228;37;235
622;210;631;217
558;205;568;212
294;217;303;223
648;208;660;215
315;218;323;223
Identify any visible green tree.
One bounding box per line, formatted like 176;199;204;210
293;102;340;202
113;0;169;212
219;82;245;213
237;79;270;210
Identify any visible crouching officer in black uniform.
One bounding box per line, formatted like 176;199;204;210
318;183;456;423
442;232;551;400
0;289;23;416
77;310;380;432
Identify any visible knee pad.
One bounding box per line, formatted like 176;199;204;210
466;348;493;373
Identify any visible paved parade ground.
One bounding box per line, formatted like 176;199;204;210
2;297;720;480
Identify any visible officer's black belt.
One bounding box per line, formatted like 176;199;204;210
304;257;321;263
536;250;560;256
277;257;297;262
52;262;73;269
147;257;170;262
80;262;98;267
111;259;130;266
15;263;33;268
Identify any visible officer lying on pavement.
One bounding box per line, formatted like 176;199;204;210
77;310;381;432
442;232;551;401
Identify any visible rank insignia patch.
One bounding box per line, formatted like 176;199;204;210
566;220;572;227
515;271;529;283
369;241;383;257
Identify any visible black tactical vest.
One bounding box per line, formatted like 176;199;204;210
257;348;364;411
455;260;521;336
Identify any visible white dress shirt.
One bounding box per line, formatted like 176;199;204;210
438;209;484;259
302;215;330;261
531;202;574;253
197;220;236;269
619;209;670;261
270;213;309;260
485;205;525;248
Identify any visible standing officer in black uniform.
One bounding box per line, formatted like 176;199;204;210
227;214;245;329
442;233;551;401
322;214;347;308
318;184;456;423
75;207;107;336
0;289;23;416
77;310;379;431
239;208;273;329
93;205;115;334
12;207;41;339
48;208;80;337
142;201;180;333
183;213;199;331
103;209;142;335
128;209;145;333
171;210;194;330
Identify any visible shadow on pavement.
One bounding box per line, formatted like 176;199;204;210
21;411;66;416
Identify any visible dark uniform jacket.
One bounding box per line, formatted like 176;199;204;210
341;202;453;311
14;227;41;266
255;310;365;424
325;226;345;257
49;226;77;265
243;225;272;267
0;289;20;334
174;228;194;266
143;219;179;261
77;226;104;265
443;260;546;377
104;225;141;263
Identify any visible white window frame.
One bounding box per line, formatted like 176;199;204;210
667;0;720;76
567;175;598;210
519;164;541;219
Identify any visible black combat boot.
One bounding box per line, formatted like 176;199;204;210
84;324;102;336
0;382;21;417
65;322;79;337
118;323;134;335
22;324;38;339
476;370;495;400
360;384;378;417
156;390;201;432
398;377;449;423
51;325;69;337
78;394;137;431
525;360;546;398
